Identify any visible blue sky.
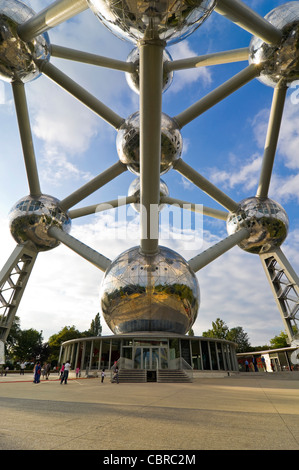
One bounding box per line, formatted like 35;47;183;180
0;0;298;345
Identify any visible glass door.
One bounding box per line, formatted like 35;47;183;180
133;346;168;369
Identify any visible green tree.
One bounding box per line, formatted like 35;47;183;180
202;318;229;339
226;326;251;353
86;312;102;337
12;328;43;362
270;331;289;349
48;326;83;364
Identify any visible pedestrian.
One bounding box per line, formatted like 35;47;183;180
101;369;105;383
245;359;249;372
4;366;9;376
252;356;258;372
60;360;71;384
45;363;51;380
60;363;65;379
113;367;119;384
20;362;25;375
33;361;41;383
76;366;80;378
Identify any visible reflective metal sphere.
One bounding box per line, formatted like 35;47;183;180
0;0;50;83
87;0;216;45
9;195;71;251
128;177;169;212
226;197;289;254
100;245;199;335
249;2;299;87
125;47;173;94
116;111;183;175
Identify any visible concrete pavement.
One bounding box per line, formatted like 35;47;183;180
0;371;299;451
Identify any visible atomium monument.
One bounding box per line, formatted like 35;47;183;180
0;0;299;374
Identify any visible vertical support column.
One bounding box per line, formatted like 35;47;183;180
0;244;38;344
139;40;164;255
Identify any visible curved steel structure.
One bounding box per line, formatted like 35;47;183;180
0;0;298;357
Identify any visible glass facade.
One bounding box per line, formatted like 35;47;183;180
60;334;238;377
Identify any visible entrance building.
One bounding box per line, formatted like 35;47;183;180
60;333;238;381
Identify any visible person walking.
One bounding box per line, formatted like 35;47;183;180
101;369;105;383
33;361;41;383
60;360;71;384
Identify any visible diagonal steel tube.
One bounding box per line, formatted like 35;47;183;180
215;0;282;44
160;197;228;220
175;159;238;212
69;195;137;219
18;0;88;42
39;61;124;129
11;81;41;197
188;227;250;272
174;64;260;128
165;47;249;72
256;84;287;199
59;161;127;211
51;44;135;73
48;226;111;272
139;41;164;255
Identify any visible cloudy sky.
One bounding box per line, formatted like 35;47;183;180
0;0;298;346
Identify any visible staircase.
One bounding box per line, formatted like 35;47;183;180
157;369;192;383
117;369;192;383
117;369;147;383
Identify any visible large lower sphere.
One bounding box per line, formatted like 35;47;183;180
100;246;200;335
87;0;216;45
226;197;289;254
116;111;183;175
0;0;50;83
9;194;71;251
249;2;299;87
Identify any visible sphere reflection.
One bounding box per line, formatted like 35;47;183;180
9;194;71;251
126;47;173;94
100;246;200;335
128;177;169;212
116;111;183;175
87;0;216;45
249;2;299;87
226;197;289;254
0;0;50;83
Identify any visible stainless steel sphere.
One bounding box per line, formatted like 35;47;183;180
116;111;183;174
87;0;216;45
226;197;289;254
125;47;173;94
100;245;200;335
128;176;169;212
249;2;299;88
9;194;71;251
0;0;50;83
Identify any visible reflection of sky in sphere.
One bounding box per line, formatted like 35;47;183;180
125;47;173;94
227;197;289;254
116;111;183;174
9;195;71;251
87;0;216;44
0;0;50;83
128;177;169;212
249;1;299;87
100;246;199;335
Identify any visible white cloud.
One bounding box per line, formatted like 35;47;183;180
168;41;212;93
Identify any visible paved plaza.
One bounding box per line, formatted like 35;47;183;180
0;371;299;452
